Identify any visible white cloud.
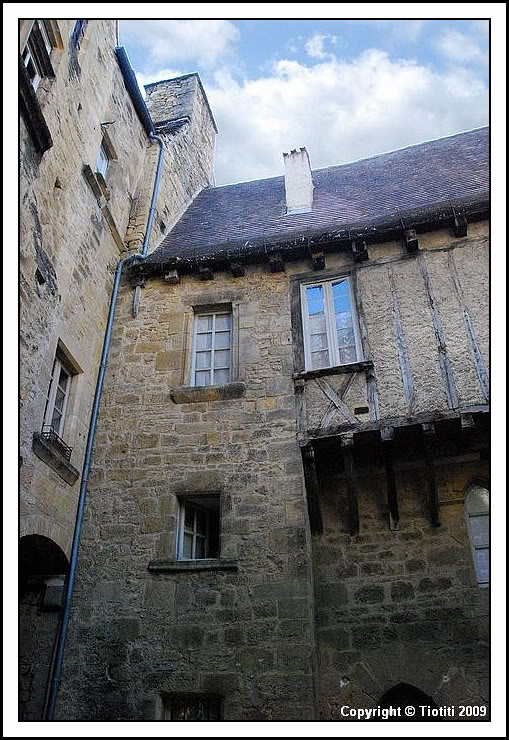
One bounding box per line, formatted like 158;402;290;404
120;20;239;68
437;30;488;65
304;34;339;60
205;49;488;185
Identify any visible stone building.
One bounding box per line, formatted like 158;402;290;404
20;19;489;723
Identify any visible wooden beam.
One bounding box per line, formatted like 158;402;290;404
422;423;440;527
341;435;360;536
382;430;400;530
301;445;323;535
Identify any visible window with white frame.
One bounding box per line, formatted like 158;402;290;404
21;20;54;91
176;496;220;560
95;142;110;178
191;311;232;387
301;277;361;370
465;485;489;587
43;353;74;438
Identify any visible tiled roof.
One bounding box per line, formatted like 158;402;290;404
148;127;489;263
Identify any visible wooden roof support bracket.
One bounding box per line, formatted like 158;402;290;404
164;269;180;284
301;444;323;535
422;423;440;527
198;263;214;280
381;426;399;531
310;250;326;271
230;262;246;277
268;251;285;273
453;207;468;238
403;228;419;253
350;238;369;263
341;433;360;536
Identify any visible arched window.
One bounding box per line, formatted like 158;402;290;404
465;484;489;587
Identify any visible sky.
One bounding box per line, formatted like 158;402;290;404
119;18;490;186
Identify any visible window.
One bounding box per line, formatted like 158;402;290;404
43;352;74;439
95;143;110;178
301;277;361;370
21;21;54;91
465;485;489;587
162;694;222;720
176;496;220;560
191;311;232;387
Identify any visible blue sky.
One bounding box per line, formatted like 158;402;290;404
119;18;489;186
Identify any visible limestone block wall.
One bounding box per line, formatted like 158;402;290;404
20;20;152;557
58;267;318;721
313;456;489;719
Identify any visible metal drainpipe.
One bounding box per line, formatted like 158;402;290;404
45;132;165;721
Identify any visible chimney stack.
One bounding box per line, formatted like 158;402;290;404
283;147;314;214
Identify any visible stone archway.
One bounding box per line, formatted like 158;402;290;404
19;535;69;721
378;682;438;721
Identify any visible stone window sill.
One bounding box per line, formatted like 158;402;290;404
171;382;246;404
147;558;239;573
32;433;80;485
293;360;374;382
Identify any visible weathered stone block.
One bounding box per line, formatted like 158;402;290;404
354;585;384;604
390;581;415;601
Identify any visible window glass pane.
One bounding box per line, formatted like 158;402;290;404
311;350;329;369
469;515;489;548
58;367;69;390
195;509;206;534
184;506;194;529
195;537;206;559
183;533;193;559
197;315;213;332
55;388;66;411
214;368;230;385
475;548;489;583
214;349;230;368
306;285;324;316
51;408;62;432
339;346;357;364
311;333;328;351
335;311;352;329
309;313;327;334
215;314;231;331
332;280;350;313
195;370;210;387
196;332;212;350
215;331;230;350
196;351;212;370
337;328;355;348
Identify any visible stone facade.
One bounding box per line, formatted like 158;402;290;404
19;18;489;724
57;223;489;720
19;19;216;720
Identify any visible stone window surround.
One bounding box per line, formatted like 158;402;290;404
464;482;490;588
157;693;223;721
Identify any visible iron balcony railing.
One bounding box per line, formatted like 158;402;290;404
41;425;73;461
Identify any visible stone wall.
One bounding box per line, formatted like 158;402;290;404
58;267;317;720
58;221;488;720
313;455;489;720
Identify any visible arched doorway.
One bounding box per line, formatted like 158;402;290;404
378;683;438;721
19;535;69;721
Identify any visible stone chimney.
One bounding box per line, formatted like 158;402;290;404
144;73;217;131
283;147;314;214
